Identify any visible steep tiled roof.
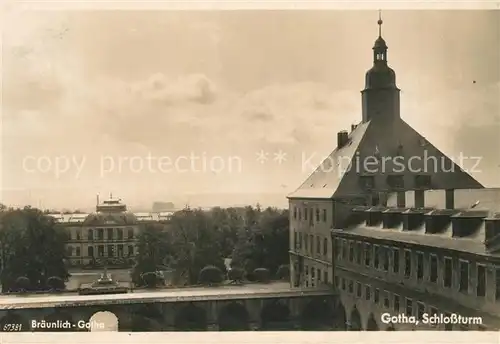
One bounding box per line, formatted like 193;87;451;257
287;121;370;199
288;117;482;200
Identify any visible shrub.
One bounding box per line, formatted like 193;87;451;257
47;276;65;291
14;276;30;292
198;265;223;285
228;267;245;283
253;268;270;283
142;272;158;288
246;271;256;282
276;265;290;280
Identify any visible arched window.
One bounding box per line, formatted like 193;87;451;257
88;229;93;241
88;246;94;257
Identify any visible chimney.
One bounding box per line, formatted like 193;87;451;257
337;130;349;149
351;124;357;132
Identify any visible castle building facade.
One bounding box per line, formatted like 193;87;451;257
49;195;174;267
287;16;498;330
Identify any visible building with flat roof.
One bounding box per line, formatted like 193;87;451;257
49;194;175;267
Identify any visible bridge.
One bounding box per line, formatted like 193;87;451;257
0;283;346;331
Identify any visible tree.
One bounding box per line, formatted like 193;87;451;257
0;207;70;292
131;223;169;287
165;209;225;285
231;206;289;277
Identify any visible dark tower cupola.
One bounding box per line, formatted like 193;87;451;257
361;11;401;123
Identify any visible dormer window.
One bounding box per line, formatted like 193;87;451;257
415;175;431;189
387;175;404;189
359;176;375;190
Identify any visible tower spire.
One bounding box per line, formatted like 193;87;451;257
378;10;383;37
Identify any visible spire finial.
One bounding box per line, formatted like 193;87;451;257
377;10;383;37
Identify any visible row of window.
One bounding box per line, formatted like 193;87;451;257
293;206;328;223
358;174;432;190
67;244;135;257
302;265;329;288
71;228;135;241
335;238;497;298
293;231;329;257
336;276;453;330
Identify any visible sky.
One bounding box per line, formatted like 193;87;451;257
1;9;499;210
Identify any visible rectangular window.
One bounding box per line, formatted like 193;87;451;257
393;248;400;273
477;265;486;297
374;245;380;269
98;228;104;240
341;239;347;259
444;313;453;331
404;250;412;277
405;298;413;316
293;207;297;219
117;244;124;257
365;243;372;266
76;229;81;240
298;232;302;249
316;236;321;254
341;278;346;290
334;276;340;287
430;254;438;282
128;245;134;256
356;242;362;264
383;292;390;308
305;208;308;220
324;270;328;284
294;231;298;249
459;260;469;293
75;247;81;257
495;268;500;300
349;241;354;262
365;285;371;300
298;208;302;220
127;228;134;239
383;247;389;271
316;208;320;222
317;269;321;282
394;294;400;312
417;252;424;280
348;280;354;294
98;245;104;257
444;257;452;288
323;238;328;256
356;282;362;297
309;234;313;253
417;302;425;320
374;288;380;304
334;238;340;259
322;209;327;222
107;244;114;257
107;228;113;240
305;235;309;253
